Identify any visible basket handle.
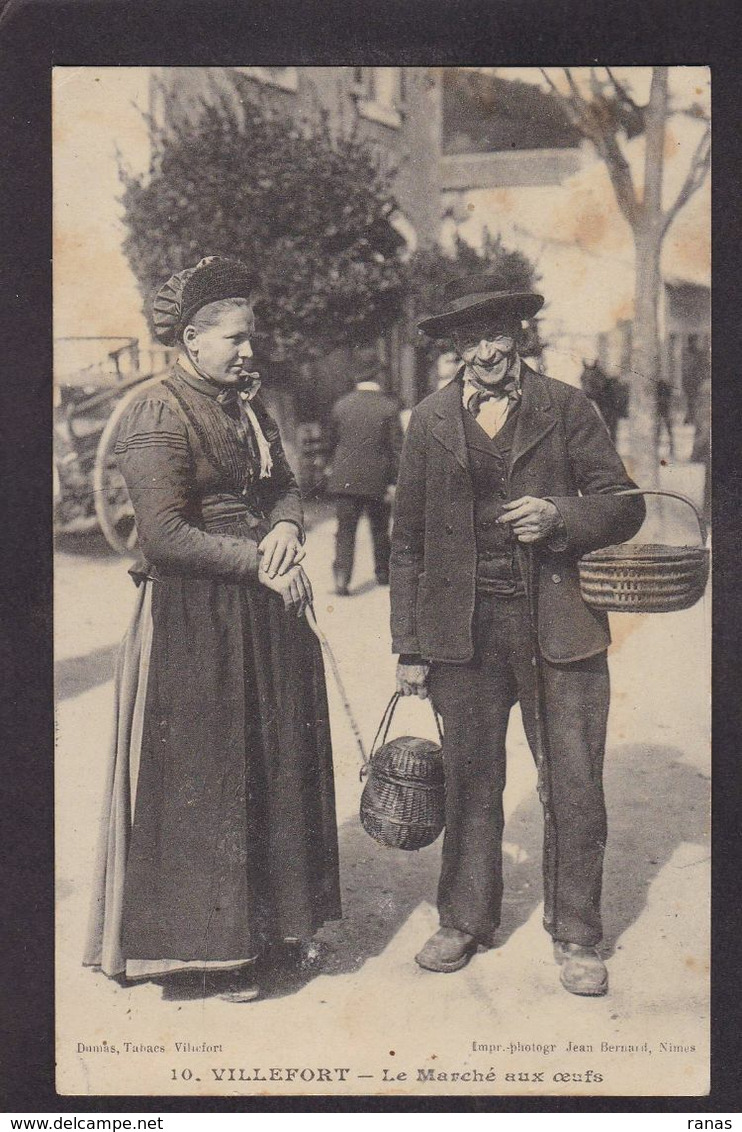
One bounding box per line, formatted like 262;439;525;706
613;488;708;548
370;692;444;758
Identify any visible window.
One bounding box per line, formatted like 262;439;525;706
370;68;400;108
352;67;404;128
234;67;299;92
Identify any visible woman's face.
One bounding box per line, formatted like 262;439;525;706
184;304;256;385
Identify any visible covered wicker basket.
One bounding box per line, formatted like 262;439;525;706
579;489;709;613
360;695;445;851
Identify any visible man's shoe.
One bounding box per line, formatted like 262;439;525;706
553;940;608;997
415;927;478;973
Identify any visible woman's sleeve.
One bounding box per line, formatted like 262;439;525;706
115;397;260;580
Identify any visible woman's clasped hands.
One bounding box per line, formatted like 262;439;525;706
258;521;312;615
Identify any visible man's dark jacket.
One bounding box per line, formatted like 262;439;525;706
326;387;403;499
390;365;645;664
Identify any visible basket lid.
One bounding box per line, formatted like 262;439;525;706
371;735;444;783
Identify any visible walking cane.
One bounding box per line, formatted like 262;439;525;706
520;544;560;939
304;603;368;773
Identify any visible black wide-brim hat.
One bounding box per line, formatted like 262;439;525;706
417;275;544;339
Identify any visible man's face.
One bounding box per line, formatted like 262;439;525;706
184;304;256;386
452;320;519;386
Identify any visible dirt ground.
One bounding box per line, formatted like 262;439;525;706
54;508;710;1098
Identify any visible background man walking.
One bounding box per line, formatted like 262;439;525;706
390;276;645;996
326;347;403;596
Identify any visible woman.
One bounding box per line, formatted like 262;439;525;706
84;257;341;1001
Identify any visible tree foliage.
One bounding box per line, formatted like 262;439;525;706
119;72;544;376
541;68;710;238
119;74;408;357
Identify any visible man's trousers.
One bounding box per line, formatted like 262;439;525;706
428;593;610;947
333;493;391;584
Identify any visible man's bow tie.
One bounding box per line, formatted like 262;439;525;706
467;377;521;415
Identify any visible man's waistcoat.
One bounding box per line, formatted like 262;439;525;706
461;402;525;596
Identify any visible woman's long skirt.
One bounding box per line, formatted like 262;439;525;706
84;571;341;978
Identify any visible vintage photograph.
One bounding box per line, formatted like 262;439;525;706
53;66;711;1097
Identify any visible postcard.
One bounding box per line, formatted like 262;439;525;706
53;65;711;1098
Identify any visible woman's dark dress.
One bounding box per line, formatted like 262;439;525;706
87;363;341;970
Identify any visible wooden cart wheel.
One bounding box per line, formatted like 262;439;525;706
93;374;164;555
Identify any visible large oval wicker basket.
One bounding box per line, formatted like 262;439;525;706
578;489;709;613
360;694;445;851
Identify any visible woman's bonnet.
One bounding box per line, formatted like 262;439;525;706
151;256;258;346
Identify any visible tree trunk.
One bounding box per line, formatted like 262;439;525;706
628;224;663;489
626;67;669;492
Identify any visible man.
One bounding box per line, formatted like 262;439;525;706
580;358;627;444
435;349;460;390
691;373;711;521
655;376;675;458
390;276;645;996
326;347;403;595
681;335;709;429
